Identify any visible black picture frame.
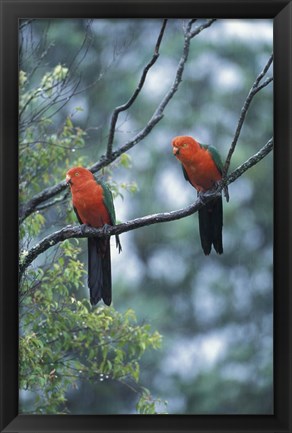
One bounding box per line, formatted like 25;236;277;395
0;0;291;432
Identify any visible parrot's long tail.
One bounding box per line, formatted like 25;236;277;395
88;237;112;306
198;195;223;255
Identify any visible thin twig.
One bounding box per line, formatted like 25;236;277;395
106;19;168;159
222;54;273;178
19;137;273;277
150;19;216;119
189;19;216;38
226;137;273;185
35;191;70;212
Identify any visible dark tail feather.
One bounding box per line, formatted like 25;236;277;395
211;196;223;254
88;238;102;305
115;235;122;253
87;238;112;306
101;239;112;306
198;196;223;255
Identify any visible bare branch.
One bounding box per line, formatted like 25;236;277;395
19;42;55;120
226;137;273;185
106;19;168;159
19;137;273;277
19;19;35;31
20;182;67;223
66;19;94;75
20;77;82;133
189;19;216;39
35;191;70;212
151;19;217;118
222;54;273;178
19;21;93;131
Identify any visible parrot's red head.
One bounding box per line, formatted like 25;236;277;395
66;166;94;187
172;136;200;162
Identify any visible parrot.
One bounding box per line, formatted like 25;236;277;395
172;135;224;255
66;166;122;306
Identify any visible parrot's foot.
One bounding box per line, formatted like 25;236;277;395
212;180;222;194
197;190;203;200
101;223;111;237
197;181;223;205
206;181;224;197
197;191;208;205
80;224;88;235
213;180;230;202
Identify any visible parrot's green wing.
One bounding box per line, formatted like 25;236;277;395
200;143;223;174
182;165;190;182
98;179;117;225
99;179;122;252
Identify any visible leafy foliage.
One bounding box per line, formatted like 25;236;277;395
136;388;168;414
20;240;163;414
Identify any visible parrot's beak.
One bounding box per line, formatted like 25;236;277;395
65;174;72;186
173;146;180;156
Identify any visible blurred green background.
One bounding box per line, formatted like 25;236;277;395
19;18;273;414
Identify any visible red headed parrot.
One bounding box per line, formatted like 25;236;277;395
172;135;224;255
66;167;122;305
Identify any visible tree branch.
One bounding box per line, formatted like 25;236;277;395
149;19;216;119
225;137;273;185
222;53;273;178
189;18;216;39
34;191;70;212
19;137;273;277
106;19;168;159
19;19;217;224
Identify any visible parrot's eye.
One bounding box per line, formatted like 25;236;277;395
182;143;188;148
75;172;79;176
